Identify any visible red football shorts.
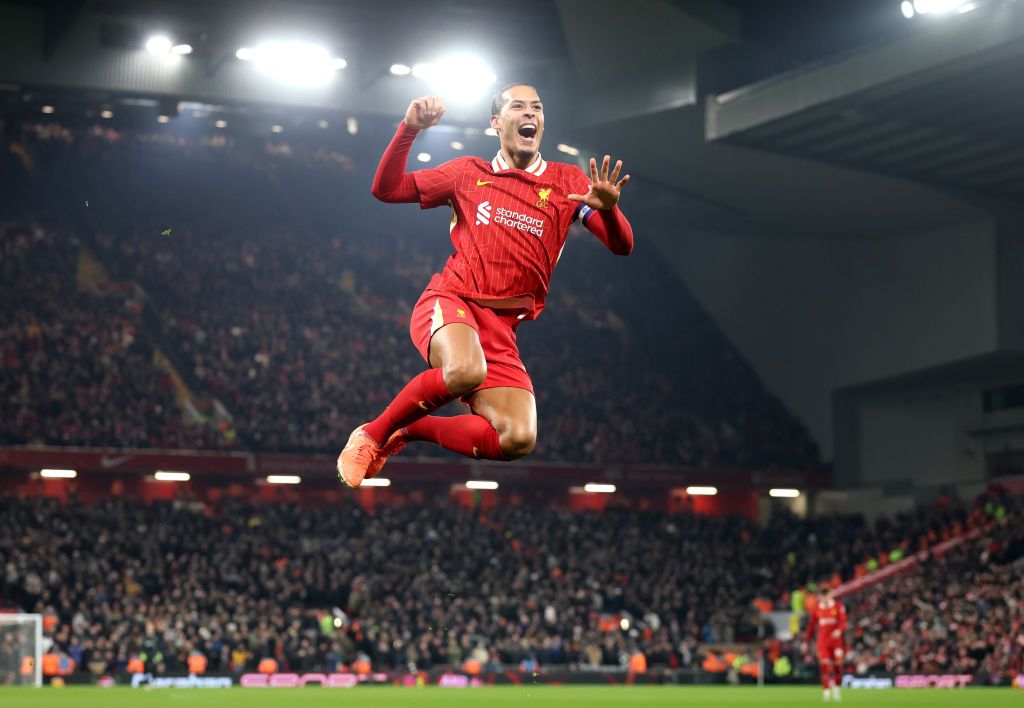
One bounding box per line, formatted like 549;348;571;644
409;289;534;399
818;643;845;663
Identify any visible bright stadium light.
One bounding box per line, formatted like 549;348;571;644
267;475;301;485
484;127;498;137
347;117;358;135
41;105;54;114
769;488;801;498
235;41;346;86
450;140;464;150
100;109;113;119
154;470;190;482
412;54;497;102
466;480;498;490
40;469;77;479
214;119;227;128
911;0;974;14
390;63;412;75
318;120;329;129
157;115;170;123
901;1;916;17
271;124;283;133
584;483;616;494
362;478;391;487
171;44;193;55
686;486;718;496
557;143;580;156
145;35;173;54
417;152;431;162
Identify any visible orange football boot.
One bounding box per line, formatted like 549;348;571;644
365;428;408;480
337;425;386;488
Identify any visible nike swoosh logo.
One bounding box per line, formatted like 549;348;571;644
476;179;493;186
100;454;133;469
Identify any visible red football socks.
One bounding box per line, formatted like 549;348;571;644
362;369;455;444
402;414;506;460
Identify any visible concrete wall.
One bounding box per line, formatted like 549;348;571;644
651;217;998;459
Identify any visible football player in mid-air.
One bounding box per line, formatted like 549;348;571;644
337;83;633;487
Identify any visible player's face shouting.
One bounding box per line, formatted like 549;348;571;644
491;85;544;160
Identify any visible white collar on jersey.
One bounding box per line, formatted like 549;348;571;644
491;150;547;177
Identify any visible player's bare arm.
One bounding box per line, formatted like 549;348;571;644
568;155;631;210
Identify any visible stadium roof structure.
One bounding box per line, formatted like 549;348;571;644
706;1;1024;203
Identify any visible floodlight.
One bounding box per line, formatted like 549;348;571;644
346;117;358;135
583;483;616;494
154;471;190;482
271;124;283;133
157;115;170;123
362;478;391;487
318;119;329;129
100;109;113;119
911;0;973;13
412;54;497;101
557;143;580;156
214;119;227;128
40;469;77;479
901;1;916;17
145;35;173;54
769;488;801;498
416;152;431;162
171;44;193;55
484;127;498;137
450;141;464;150
235;41;346;86
686;486;718;496
267;475;301;484
390;63;412;75
465;480;498;490
41;105;54;114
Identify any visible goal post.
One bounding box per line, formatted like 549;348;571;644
0;613;43;687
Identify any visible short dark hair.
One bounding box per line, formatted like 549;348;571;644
490;82;536;117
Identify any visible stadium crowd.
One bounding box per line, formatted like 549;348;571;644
1;490;1019;679
843;499;1024;677
1;119;820;469
0;220;223;450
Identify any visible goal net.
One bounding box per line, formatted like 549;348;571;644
0;614;42;687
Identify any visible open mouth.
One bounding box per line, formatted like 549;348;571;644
517;123;537;144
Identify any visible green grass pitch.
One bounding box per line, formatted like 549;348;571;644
1;686;1018;707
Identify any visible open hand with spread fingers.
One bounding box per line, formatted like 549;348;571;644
567;155;631;211
404;96;446;130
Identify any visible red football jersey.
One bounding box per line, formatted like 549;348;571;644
805;600;848;648
412;150;596;320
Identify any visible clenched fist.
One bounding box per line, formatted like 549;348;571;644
404;96;446;130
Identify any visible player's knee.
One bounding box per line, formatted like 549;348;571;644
442;360;486;396
500;425;536;460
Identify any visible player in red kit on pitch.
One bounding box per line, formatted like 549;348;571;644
803;586;848;702
336;84;633;486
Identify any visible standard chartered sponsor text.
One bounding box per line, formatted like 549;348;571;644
494;207;544;238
